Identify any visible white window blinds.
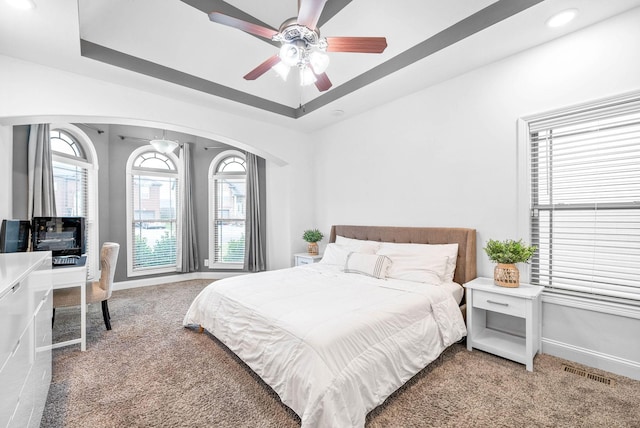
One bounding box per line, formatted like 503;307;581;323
213;177;246;264
130;174;178;271
210;153;246;268
51;128;96;278
527;94;640;302
52;162;92;278
129;151;179;274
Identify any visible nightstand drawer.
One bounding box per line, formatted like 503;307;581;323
473;290;526;317
293;253;323;267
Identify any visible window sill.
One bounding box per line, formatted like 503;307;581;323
127;266;177;277
542;290;640;320
210;263;244;270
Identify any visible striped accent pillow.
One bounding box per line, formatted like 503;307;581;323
344;252;392;279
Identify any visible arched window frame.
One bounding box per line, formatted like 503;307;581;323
126;146;181;277
208;150;246;270
50;123;99;279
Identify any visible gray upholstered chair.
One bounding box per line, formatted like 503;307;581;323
53;242;120;330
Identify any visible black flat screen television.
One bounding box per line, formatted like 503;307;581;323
0;219;30;253
32;216;86;257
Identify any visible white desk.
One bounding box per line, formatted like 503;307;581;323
51;265;87;351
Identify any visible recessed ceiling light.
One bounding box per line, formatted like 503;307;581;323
546;9;578;28
6;0;36;9
331;109;345;117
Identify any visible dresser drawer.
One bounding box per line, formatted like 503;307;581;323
0;281;31;368
473;290;526;317
0;323;33;427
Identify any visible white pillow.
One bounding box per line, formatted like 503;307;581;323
344;252;392;279
377;242;458;284
319;243;352;266
335;235;381;253
444;253;459;282
378;252;447;284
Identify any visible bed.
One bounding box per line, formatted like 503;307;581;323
183;225;477;428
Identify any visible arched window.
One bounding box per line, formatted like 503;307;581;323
208;151;246;269
126;147;180;276
50;124;99;279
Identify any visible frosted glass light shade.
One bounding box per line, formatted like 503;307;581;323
150;139;179;154
273;62;291;81
300;68;317;86
279;43;301;67
309;50;330;74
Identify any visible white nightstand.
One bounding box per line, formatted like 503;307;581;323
294;253;323;266
465;277;544;371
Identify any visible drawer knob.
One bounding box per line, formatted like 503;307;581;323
487;299;509;307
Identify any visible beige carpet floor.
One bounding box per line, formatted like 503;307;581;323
42;280;640;427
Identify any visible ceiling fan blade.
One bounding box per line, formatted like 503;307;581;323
314;72;332;92
243;55;281;80
209;12;278;39
297;0;327;29
326;37;388;53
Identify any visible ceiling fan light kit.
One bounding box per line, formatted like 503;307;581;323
208;0;387;92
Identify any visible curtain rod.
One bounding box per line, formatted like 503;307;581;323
78;123;105;134
118;135;192;147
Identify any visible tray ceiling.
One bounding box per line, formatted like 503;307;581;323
2;0;640;131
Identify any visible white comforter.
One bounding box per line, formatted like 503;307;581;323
183;264;466;428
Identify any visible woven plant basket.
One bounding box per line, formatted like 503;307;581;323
494;263;520;287
307;242;319;255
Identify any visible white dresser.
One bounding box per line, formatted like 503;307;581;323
0;252;53;428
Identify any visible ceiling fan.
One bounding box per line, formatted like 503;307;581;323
208;0;388;92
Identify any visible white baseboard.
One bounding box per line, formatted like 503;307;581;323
112;271;247;291
542;338;640;381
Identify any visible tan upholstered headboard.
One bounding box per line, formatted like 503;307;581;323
329;225;477;286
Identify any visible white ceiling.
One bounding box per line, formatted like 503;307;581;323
1;0;640;132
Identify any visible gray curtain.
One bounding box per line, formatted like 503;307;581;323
28;124;57;218
177;143;199;272
244;153;266;272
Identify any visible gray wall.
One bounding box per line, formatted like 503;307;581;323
12;124;265;283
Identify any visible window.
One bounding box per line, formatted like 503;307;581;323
126;147;180;276
50;125;99;279
208;151;246;269
522;92;640;303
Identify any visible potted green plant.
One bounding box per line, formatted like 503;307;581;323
483;239;537;287
302;229;324;255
